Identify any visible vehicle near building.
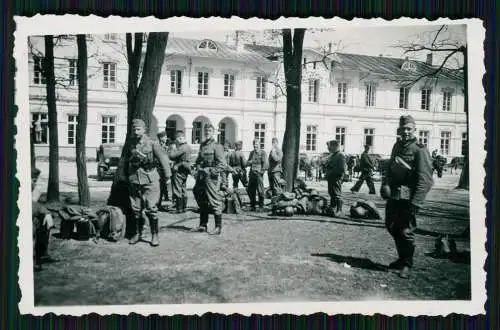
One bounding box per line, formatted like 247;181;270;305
96;143;123;181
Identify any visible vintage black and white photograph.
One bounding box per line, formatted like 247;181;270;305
15;16;486;316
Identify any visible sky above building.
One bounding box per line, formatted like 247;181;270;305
172;24;466;67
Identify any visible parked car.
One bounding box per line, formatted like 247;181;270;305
96;143;123;181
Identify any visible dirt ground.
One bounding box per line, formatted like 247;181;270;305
32;165;470;305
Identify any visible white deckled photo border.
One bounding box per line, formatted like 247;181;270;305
14;15;486;316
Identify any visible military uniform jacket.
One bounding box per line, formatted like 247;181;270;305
359;151;375;171
228;150;247;171
384;138;433;207
126;135;171;185
247;149;269;174
169;142;192;173
268;148;283;173
195;137;226;176
325;151;346;178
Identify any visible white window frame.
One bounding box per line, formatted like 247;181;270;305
67;114;78;145
461;132;468;156
102;62;117;89
365;83;376;107
192;121;203;144
198;40;218;50
68;59;77;87
218;122;226;144
363;128;375;147
440;131;451;155
101;115;116;144
254;123;266;150
337;82;347;104
33;56;46;85
443;91;452;112
223;73;235;97
418;130;430;148
335;127;346;148
308;79;319;103
170;70;182;94
421;89;432;111
256;76;267;99
399;87;410;109
32;112;49;144
197;71;209;96
305;125;318;151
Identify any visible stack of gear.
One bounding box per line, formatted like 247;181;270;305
223;188;242;214
271;191;298;216
349;200;382;220
95;206;127;242
57;205;98;240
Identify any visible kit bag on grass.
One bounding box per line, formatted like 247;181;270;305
95;206;126;241
57;205;97;240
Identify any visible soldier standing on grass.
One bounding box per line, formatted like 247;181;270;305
168;130;192;213
228;141;248;189
268;137;284;197
325;140;346;216
122;119;171;247
351;144;376;194
381;115;433;279
247;139;268;211
191;124;226;235
220;142;232;191
156;131;171;211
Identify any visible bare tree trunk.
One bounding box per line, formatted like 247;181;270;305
457;46;469;190
281;29;305;192
107;32;169;215
76;34;90;206
44;35;59;202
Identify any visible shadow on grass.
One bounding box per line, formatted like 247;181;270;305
415;227;470;239
311;253;389;272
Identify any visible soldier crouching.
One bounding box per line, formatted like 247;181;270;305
381;115;433;279
191;124;226;235
122;119;171;247
325;140;346;216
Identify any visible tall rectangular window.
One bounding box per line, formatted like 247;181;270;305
337;82;347;104
192;121;202;144
440;131;451;155
254;123;266;149
461;132;468;156
67;115;78;145
365;84;376;107
32;112;49;144
223;73;235;97
197;72;209;95
218;122;226;144
399;87;409;109
305;125;318;151
103;62;116;89
418;130;429;148
443;91;452;112
68;59;77;87
364;128;375;147
33;56;46;85
165;120;176;141
170;70;182;94
421;89;431;110
308;79;319;103
256;76;267;99
335;127;346;148
101;116;116;144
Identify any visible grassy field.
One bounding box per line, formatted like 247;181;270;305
33;176;470;305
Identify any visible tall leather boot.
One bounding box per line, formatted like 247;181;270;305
336;198;343;214
129;215;144;245
182;196;188;212
175;197;182;213
149;215;159;247
190;212;208;232
258;196;265;210
210;214;222;235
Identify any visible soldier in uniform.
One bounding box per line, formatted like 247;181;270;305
122;119;171;247
228;141;248;189
247;139;268;211
381;115;433;278
220;142;232;191
168;130;192;213
351;144;376;194
156;131;171;211
268;137;284;197
191;124;226;235
325;140;346;215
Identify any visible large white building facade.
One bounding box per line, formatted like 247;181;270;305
28;34;467;160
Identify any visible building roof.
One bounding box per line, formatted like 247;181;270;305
165;37;270;64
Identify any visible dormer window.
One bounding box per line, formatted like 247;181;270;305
198;40;218;51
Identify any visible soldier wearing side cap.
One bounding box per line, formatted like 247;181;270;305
380;115;433;279
247;139;269;211
325;140;346;216
268;137;284;197
120;119;171;247
228;141;248;189
156;131;171;211
220;142;232;191
168;130;192;213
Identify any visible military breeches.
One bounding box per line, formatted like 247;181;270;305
158;170;170;202
385;199;417;267
172;171;188;200
248;171;265;205
129;181;160;219
232;169;248;188
193;173;224;216
268;171;283;196
351;171;376;193
327;176;343;202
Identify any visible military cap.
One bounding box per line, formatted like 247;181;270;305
327;140;339;147
32;167;41;179
399;115;415;126
132;118;146;128
272;137;279;143
235;140;243;146
157;131;167;138
175;130;185;137
205;123;215;131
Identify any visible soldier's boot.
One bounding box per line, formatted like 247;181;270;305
175;197;183;213
129;216;144;245
336;199;343;214
190;212;208;232
258;196;265;210
182;196;188;212
210;214;222;235
149;215;159;247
